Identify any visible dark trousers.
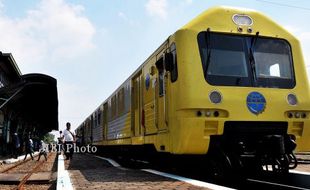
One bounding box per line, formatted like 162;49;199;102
23;150;34;161
13;147;19;159
64;141;74;160
38;151;47;161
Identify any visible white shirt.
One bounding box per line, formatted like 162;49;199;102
63;129;76;142
39;142;48;152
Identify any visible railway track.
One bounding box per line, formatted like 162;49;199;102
0;153;40;174
0;153;57;190
17;153;52;190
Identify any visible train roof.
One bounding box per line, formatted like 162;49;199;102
181;6;297;41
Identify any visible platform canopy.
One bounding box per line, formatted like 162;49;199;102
0;53;58;133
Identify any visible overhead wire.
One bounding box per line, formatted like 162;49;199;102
255;0;310;11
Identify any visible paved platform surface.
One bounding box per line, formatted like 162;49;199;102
64;153;211;190
295;152;310;173
295;163;310;173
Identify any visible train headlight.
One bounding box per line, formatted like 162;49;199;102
287;94;298;106
287;111;308;119
209;91;222;104
287;112;293;118
205;111;212;117
232;14;253;26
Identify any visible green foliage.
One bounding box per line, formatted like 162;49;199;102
43;133;55;144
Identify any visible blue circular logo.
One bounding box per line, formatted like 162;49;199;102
145;74;150;90
246;92;266;115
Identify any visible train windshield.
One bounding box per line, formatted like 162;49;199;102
197;32;295;88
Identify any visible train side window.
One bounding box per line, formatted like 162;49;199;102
134;80;138;109
107;101;111;121
170;43;178;82
117;88;125;115
93;114;96;127
124;83;131;112
91;115;94;129
121;88;125;114
111;95;116;119
159;70;164;96
156;56;165;96
97;109;101;126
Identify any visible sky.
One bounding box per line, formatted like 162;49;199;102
0;0;309;132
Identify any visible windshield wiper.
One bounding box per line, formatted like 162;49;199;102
249;32;259;84
204;28;212;75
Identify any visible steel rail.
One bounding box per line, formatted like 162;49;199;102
16;153;52;190
1;154;39;173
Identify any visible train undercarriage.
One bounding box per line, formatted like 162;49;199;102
206;121;298;178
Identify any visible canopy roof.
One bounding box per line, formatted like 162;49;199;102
0;53;58;133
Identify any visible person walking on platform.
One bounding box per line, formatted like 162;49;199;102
57;130;64;154
63;122;76;160
12;133;20;159
23;136;34;161
37;140;48;161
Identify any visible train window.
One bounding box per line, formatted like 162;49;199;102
198;32;251;86
97;109;101;126
197;32;295;89
159;71;164;96
117;88;125;115
207;49;248;77
170;43;178;82
254;42;292;79
134;80;139;109
156;56;165;96
124;83;131;112
111;95;116;119
107;101;112;121
93;114;96;127
253;38;295;88
159;70;165;96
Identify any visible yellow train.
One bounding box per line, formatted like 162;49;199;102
76;6;310;175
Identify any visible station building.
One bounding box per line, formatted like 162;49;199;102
0;52;58;156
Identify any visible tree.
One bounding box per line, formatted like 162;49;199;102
43;133;55;144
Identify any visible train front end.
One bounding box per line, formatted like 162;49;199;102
172;6;310;174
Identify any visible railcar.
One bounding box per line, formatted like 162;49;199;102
76;6;310;175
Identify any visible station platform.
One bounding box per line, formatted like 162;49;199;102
295;152;310;173
56;153;233;190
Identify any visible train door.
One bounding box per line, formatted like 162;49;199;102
155;55;168;132
131;71;142;136
103;103;108;140
144;63;157;135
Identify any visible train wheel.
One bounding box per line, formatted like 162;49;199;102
206;148;233;181
207;158;225;179
287;153;298;169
